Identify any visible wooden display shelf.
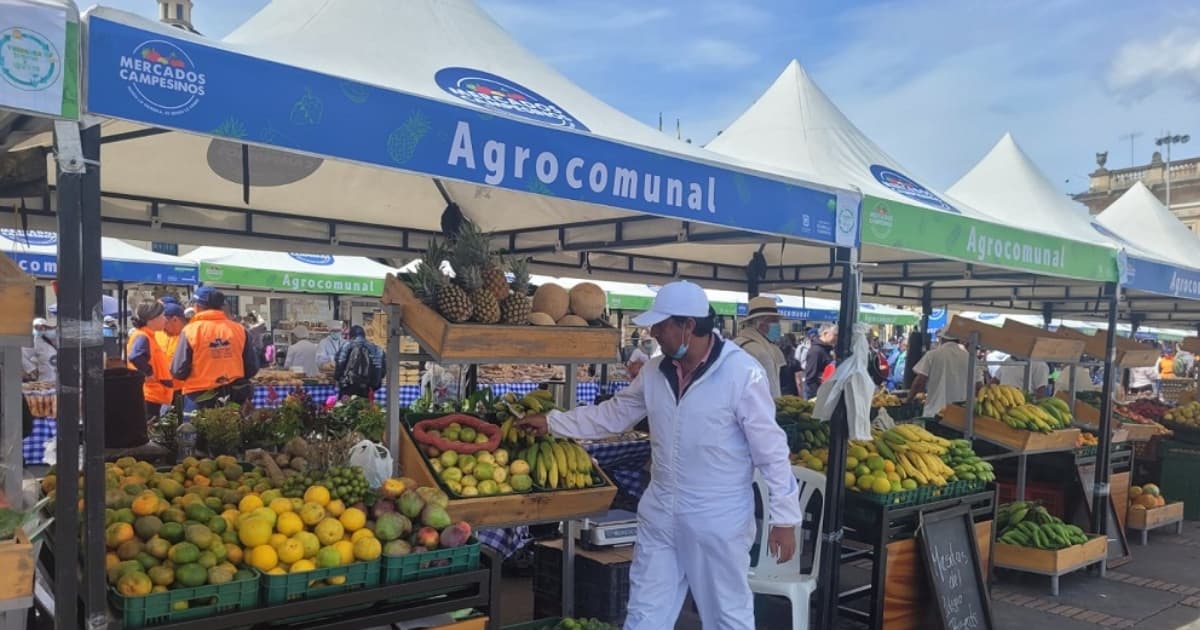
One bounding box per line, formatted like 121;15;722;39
1126;502;1185;545
993;535;1107;596
1181;337;1200;355
1121;423;1166;441
1053;325;1159;367
1054;394;1129;442
946;315;1084;362
0;527;33;602
397;424;616;528
940;405;1080;453
382;275;619;364
0;254;34;338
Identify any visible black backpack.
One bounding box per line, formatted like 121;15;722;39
339;344;373;389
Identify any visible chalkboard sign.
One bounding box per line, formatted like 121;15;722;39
918;505;994;630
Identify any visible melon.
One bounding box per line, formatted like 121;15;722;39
532;284;570;321
568;282;606;320
528;312;557;326
1142;483;1161;498
557;315;588;327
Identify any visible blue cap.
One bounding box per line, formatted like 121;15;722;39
190;286;225;308
163;303;185;318
160;296;180;305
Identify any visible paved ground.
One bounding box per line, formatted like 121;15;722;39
492;519;1200;629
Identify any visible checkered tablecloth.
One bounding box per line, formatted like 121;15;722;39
251;383;603;409
24;418;56;465
477;526;533;559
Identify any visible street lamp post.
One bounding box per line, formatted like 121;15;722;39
1156;132;1190;209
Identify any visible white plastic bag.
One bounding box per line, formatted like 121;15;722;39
348;440;394;489
873;407;896;432
813;323;874;441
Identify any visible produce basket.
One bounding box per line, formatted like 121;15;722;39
851;478;986;509
1160;379;1196;404
380;538;481;584
261;559;379;606
109;568;259;630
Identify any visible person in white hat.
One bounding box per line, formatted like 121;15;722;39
734;295;787;398
518;281;800;630
906;331;985;417
282;325;320;377
22;317;58;383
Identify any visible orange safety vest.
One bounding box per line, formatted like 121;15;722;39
179;310;248;395
155;330;179;362
127;327;174;404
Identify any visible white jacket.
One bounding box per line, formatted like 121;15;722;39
548;336;802;528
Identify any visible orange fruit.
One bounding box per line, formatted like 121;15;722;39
338;508;366;533
237;518;272;548
326;500;345;518
289;559;315;573
269;498;294;515
276;512;304;536
350;529;375;543
299;503;326;527
248;544;278;572
269;533;288;549
333;540;355;565
116;571;153;596
315;519;345;546
238;495;264;514
303;486;331;507
353;537;381;562
131;491;161;517
105;522;135;549
224;543;243;566
277;538;305;565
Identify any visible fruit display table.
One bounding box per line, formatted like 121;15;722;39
993;535;1107;596
1126;501;1184;545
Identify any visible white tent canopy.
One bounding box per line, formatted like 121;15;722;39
183;246;397;295
1099;181;1200;269
703;60;1113;309
9;1;858;293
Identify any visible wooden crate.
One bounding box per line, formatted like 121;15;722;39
0;527;34;601
880;521;992;630
1126;501;1184;533
382;275;619;364
398;424;616;528
0;254;34;338
946;316;1084;362
993;534;1106;575
1054;394;1129;442
1181;337;1200;355
1050;325;1159;367
940;405;1080;453
1122;423;1164;442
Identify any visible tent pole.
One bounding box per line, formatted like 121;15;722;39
118;281;127;358
386;304;401;467
81;122;109;630
816;246;859;630
919;284;932;341
1092;283;1119;538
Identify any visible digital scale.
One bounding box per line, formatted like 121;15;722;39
579;509;638;549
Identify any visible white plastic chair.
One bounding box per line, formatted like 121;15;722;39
748;466;825;630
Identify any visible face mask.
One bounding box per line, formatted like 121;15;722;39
44;330;57;341
330;332;342;341
640;341;654;351
766;323;782;342
670;342;689;361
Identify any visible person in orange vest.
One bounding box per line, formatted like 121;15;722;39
155;301;186;359
127;302;173;420
171;287;259;411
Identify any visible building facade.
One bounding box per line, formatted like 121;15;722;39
1074;151;1200;231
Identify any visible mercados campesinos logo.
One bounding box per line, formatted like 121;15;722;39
869;164;958;213
119;39;205;116
867;203;894;239
0;27;61;92
289;253;335;266
0;228;57;246
435;67;589;132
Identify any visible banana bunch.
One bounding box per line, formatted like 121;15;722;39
493;390;557;423
796;422;830;449
974;384;1026;418
872;391;902;407
943;439;996;482
776;395;815;420
870;425;958;487
997;501;1090;549
516;435;596;490
998;398;1072;433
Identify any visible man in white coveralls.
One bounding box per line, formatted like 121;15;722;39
519;281;800;629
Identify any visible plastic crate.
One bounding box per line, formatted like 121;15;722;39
110;569;259;630
1159;440;1200;520
851;478;985;509
261;559;379;606
532;544;630;625
380;539;481;583
996;480;1066;519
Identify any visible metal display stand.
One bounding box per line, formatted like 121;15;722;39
1;335;31;630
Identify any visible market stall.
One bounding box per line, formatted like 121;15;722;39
10;2;866;628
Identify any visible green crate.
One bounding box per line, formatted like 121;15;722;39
109;569;260;630
380;538;481;583
852;479;985;508
1159;440;1200;520
503;620;561;630
261;559;379;606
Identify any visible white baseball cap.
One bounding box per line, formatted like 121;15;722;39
32;317;55;328
633;281;710;326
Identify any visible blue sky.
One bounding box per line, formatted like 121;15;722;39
96;0;1199;193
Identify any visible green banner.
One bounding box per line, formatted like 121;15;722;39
200;262;383;296
861;196;1117;282
606;294;652;311
859;311;919;326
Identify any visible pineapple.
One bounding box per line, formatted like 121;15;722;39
405;243;446;307
460;264;501;324
455;220;508;300
500;257;533;325
424;241;471;323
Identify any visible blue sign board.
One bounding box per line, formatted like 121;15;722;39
85;16;857;247
926;307;948;331
1122;254;1200;301
4;251;196;284
735;302;838;322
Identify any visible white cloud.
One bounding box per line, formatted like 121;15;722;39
1107;29;1200;100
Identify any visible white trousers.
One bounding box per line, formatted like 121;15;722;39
623;515;756;630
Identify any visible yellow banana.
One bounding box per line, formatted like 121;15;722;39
552;444;569;475
548;455;560;488
536;457;548;485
